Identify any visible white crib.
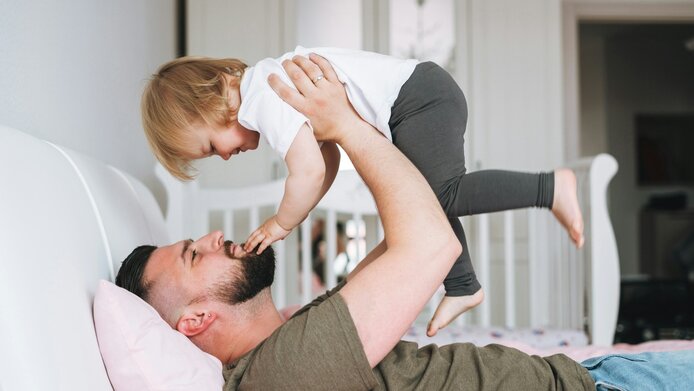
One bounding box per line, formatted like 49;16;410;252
157;154;620;346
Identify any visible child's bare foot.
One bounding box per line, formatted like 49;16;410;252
427;289;484;337
552;168;585;248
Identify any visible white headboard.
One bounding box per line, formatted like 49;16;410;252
0;126;168;390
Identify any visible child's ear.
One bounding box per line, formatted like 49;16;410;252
176;310;216;337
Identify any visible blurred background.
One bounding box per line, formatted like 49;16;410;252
1;0;693;342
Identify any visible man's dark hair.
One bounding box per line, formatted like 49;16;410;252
116;242;275;306
115;245;157;300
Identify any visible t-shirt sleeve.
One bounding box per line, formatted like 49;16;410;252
238;59;309;158
290;279;348;319
237;293;378;391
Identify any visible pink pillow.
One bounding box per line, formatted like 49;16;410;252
93;280;224;390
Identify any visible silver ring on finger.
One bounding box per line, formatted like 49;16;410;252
312;74;324;84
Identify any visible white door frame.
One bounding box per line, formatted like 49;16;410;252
562;1;694;161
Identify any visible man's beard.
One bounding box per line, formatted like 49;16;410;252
209;241;276;305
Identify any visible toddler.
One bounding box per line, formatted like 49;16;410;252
141;47;584;335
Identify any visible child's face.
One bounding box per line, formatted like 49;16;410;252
184;119;260;161
182;76;259;161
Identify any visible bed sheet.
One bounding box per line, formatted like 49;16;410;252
404;324;694;362
404;324;589;350
509;339;694;362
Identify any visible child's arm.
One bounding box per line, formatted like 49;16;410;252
245;123;326;254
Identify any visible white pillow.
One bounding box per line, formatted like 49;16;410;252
93;280;224;391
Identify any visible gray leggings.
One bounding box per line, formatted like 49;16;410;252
389;62;554;296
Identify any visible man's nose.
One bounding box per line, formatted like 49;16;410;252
194;230;224;253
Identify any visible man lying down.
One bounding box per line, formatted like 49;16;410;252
117;56;693;390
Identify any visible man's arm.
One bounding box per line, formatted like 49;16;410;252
333;116;460;367
318;141;340;200
347;240;386;281
269;55;461;367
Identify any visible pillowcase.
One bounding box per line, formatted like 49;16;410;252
93;280;224;391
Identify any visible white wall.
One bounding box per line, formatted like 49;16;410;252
0;1;176;202
296;0;362;49
464;0;564;171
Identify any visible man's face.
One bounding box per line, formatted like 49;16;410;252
143;231;275;312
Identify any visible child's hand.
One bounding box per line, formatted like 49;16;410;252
244;215;291;254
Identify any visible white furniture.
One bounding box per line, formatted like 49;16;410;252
158;153;620;346
0;125;168;391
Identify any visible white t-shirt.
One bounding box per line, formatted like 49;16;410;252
238;46;419;158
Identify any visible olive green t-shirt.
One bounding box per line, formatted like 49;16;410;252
223;284;595;390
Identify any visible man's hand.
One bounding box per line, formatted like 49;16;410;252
245;215;291;254
267;54;364;143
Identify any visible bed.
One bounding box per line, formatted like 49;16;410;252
157;150;621;349
0;125;169;390
2;124;691;390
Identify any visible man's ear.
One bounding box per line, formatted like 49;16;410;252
176;308;216;337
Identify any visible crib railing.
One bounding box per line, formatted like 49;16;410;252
157;153;619;345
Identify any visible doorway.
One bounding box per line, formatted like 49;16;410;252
564;3;694;342
578;22;694;277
